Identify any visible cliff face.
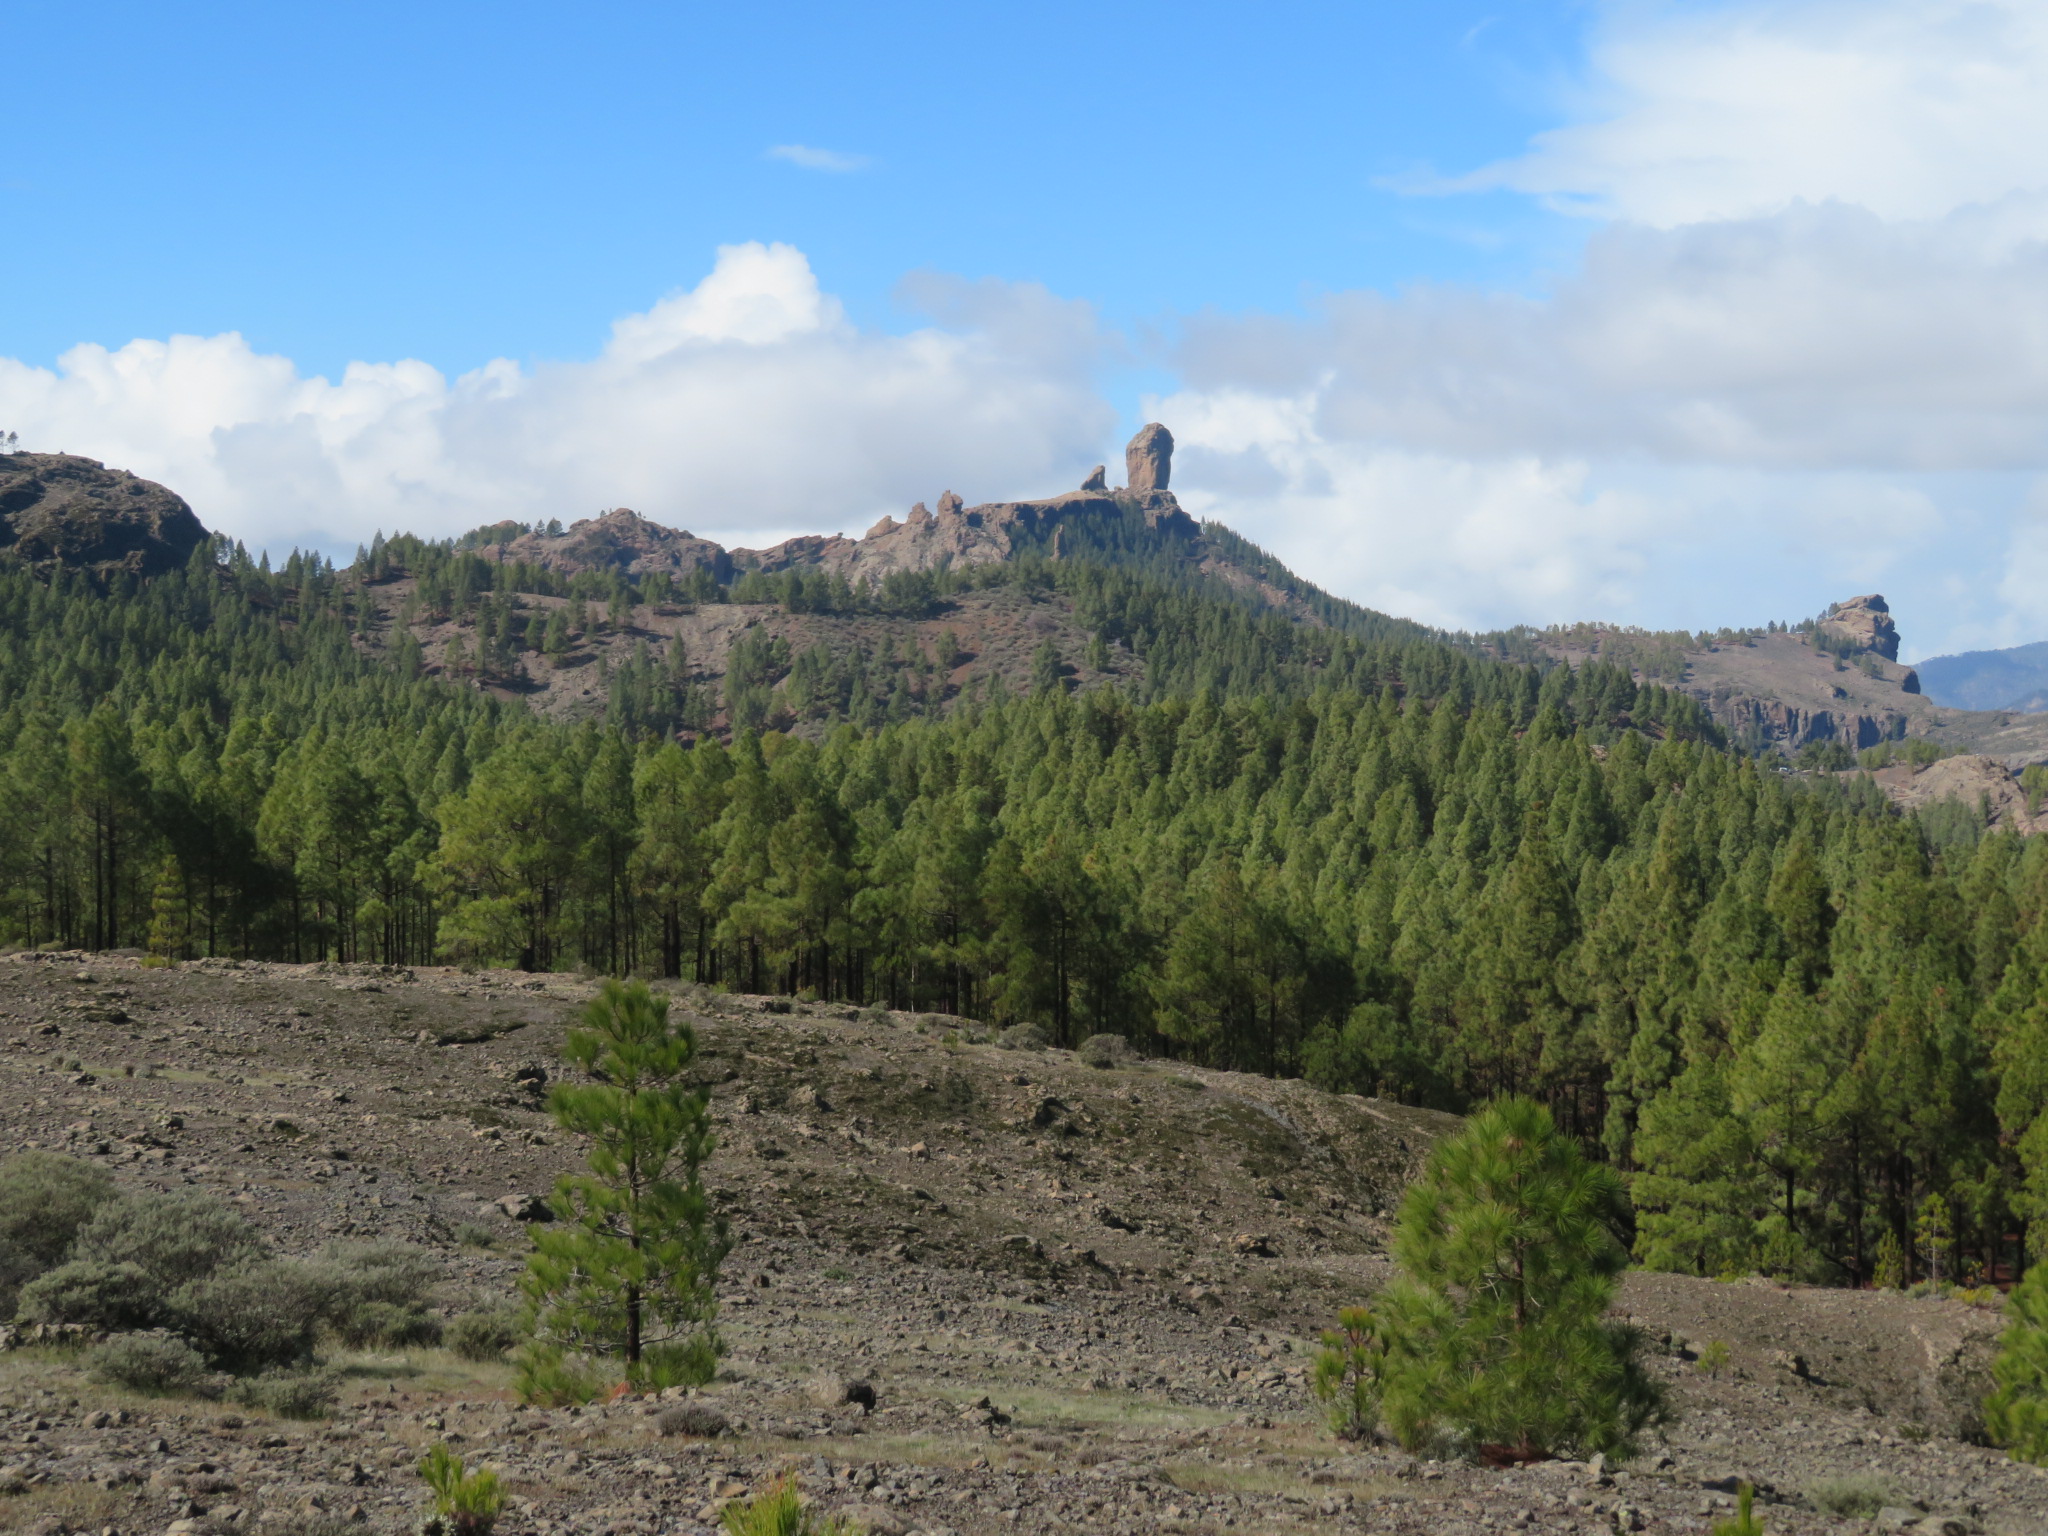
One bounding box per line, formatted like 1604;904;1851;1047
0;454;208;577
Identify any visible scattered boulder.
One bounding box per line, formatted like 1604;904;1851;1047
1079;465;1107;492
1124;423;1174;493
494;1193;553;1222
805;1373;875;1412
1231;1232;1277;1258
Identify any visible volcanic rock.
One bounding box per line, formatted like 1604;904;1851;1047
1820;594;1900;661
1124;423;1173;493
0;454;208;576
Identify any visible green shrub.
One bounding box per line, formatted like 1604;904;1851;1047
1806;1475;1894;1518
74;1191;265;1293
445;1307;523;1363
173;1261;327;1373
17;1260;155;1330
1077;1034;1136;1069
0;1152;117;1316
632;1334;719;1392
89;1334;212;1396
310;1241;441;1347
999;1023;1049;1051
1310;1305;1387;1441
718;1474;850;1536
1375;1096;1667;1461
230;1367;339;1420
418;1443;504;1536
1696;1340;1732;1378
1987;1263;2048;1462
511;1343;612;1405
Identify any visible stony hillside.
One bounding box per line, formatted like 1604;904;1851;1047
0;454;207;577
2;953;2038;1536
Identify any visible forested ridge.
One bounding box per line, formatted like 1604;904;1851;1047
1;531;2043;1292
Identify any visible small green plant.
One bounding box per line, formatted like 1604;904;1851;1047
1310;1305;1387;1441
1713;1482;1763;1536
1696;1340;1732;1379
718;1474;850;1536
822;1267;851;1282
1872;1230;1906;1290
453;1223;499;1251
418;1443;505;1536
1806;1474;1894;1517
88;1334;212;1396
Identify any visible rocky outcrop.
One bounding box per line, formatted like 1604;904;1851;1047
1713;695;1912;751
489;432;1198;588
1820;594;1899;660
0;454;208;577
497;507;732;582
1124;423;1173;493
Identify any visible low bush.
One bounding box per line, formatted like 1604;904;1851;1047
74;1191;266;1293
17;1259;155;1330
1077;1033;1136;1069
0;1152;117;1317
998;1022;1050;1051
311;1240;442;1347
445;1307;523;1363
1806;1475;1894;1518
633;1335;719;1392
657;1401;730;1438
89;1334;212;1396
174;1261;327;1373
511;1343;612;1406
230;1368;339;1420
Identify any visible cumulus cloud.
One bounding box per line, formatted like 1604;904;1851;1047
1460;0;2048;225
1174;196;2048;473
0;243;1114;558
765;144;871;173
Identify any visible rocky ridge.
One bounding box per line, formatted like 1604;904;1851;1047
0;455;208;578
494;426;1198;585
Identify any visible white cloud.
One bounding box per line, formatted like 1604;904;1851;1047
765;144;871;174
1174;195;2048;473
0;243;1114;558
1463;0;2048;225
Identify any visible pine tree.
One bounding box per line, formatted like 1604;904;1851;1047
1987;1264;2048;1462
522;980;730;1390
1375;1097;1667;1460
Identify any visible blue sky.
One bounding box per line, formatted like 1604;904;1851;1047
3;0;1579;373
8;0;2048;660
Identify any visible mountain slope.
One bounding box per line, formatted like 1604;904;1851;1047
1915;638;2048;712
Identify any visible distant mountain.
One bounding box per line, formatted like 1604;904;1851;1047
1914;641;2048;712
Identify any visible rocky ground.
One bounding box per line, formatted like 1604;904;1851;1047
3;953;2044;1536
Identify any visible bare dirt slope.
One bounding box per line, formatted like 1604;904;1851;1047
2;955;2042;1536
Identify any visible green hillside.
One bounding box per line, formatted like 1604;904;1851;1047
1;510;2043;1292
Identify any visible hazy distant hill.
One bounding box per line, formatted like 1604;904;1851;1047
1915;640;2048;712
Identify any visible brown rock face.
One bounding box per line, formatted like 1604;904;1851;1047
1124;423;1173;493
0;454;208;577
1820;594;1900;661
1080;465;1107;492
